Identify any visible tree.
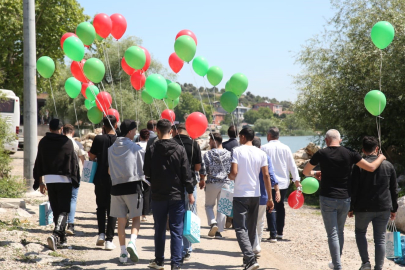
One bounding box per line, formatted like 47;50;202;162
243;110;261;124
220;114;233;126
174;92;212;123
253;119;281;135
294;0;405;161
220;124;229;135
1;0;89;98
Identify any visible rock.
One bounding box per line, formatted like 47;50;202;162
305;143;320;156
0;199;26;209
87;133;96;140
25;243;44;254
95;128;102;135
293;150;309;160
395;196;405;232
295;159;308;169
16;208;32;218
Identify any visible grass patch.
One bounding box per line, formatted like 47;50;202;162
0;177;26;198
0;218;31;231
49;251;63;257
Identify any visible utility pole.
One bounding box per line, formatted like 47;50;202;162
23;0;37;192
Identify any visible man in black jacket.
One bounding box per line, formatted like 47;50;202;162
33;119;80;251
349;136;398;270
144;119;194;270
222;125;239;152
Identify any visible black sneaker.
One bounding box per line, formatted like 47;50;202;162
183;251;191;261
215;232;223;239
171;265;181;270
244;259;259;270
47;235;58;251
263;236;277;243
66;223;75;235
149;259;164;269
208;223;218;237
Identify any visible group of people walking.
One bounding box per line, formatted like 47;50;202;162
32;117;398;270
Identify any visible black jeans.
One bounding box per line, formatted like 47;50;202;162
142;186;151;215
94;182;117;241
267;188;287;237
47;183;72;241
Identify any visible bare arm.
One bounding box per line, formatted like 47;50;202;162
228;163;238;180
88;152;96;161
79;155;85;165
194;163;201;172
356;155;386;172
303;162;316;176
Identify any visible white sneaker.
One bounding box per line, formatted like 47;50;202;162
96;233;105;246
119;252;128;263
360;262;371;270
276;234;283;240
105;241;116;250
328;261;334;269
126;241;139;262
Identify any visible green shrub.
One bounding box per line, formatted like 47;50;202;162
0;177;25;198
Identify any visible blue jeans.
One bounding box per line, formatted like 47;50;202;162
355;211;390;270
320;196;351;270
268;188;288;237
67;186;79;224
182;185;197;256
152;200;185;267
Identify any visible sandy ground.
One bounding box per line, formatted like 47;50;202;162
0;149;401;270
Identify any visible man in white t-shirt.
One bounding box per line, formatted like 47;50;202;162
261;127;301;242
228;127;274;270
63;124;86;236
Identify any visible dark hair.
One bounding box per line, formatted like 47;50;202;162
363;136;379;154
140;129;150;140
157;119;172;135
209;132;223;144
239;127;255;141
252;136;261;148
228;125;237;138
267;126;280;139
147;120;157;130
103;115;117;132
63;124;74;135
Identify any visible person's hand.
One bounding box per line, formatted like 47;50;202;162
379;154;386;160
275;190;281;203
188;194;195;205
314;171;322;181
199;180;205;190
294;181;302;188
348;211;354;218
266;200;274;213
40;183;47;195
390;212;396;220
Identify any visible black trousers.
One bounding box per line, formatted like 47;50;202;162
267;188;288;237
47;183;72;240
142;186;151;215
94;182;117;241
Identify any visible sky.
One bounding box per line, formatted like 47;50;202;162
78;0;335;102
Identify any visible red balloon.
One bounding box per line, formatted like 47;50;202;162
288;191;304;209
81;82;93;99
139;46;151;72
95;92;112;113
93;13;112;38
185;112;208;139
121;57;136;76
106;108;120;123
161;109;176;124
168;52;184;74
71;60;88;83
61;32;77;49
110;13;127;40
175;29;197;45
130;71;146;91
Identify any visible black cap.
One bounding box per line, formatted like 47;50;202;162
120;120;137;137
49;119;63;131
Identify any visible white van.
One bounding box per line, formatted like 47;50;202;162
0;89;20;153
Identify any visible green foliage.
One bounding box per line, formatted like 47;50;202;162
0;177;26;198
1;0;89;98
294;0;405;161
220;124;229;135
244;108;274;125
174;92;212;123
0;104;15;179
220;114;233;126
253;119;281;134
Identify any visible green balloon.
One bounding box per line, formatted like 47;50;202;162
145;74;167;100
174;35;197;62
63;36;85;61
371;21;395;50
192;56;209;77
85;99;96;110
220;91;238;113
76;22;95;46
124;46;146;70
225;80;233;92
64;77;81;98
83;58;105;83
207;66;223;86
229;73;248;96
86;85;100;102
95;33;104;41
87;106;103;124
164;97;179;109
167;82;181;100
364;90;386;116
301;177;319;195
166;79;172;85
36;56;55;78
141;89;153;104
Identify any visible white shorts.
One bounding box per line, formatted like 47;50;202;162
110;193;143;219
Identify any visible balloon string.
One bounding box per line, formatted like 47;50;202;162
149;104;153;122
136;90;139;126
379;50;383;92
188;63;206;116
231;112;236;132
48;78;58;118
73;99;81;141
117;41;123;119
93;81;117;136
202;77;215;124
162;99;186;149
152;99;161;117
102;41;119;112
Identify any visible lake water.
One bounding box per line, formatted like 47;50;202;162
223;136;314;153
